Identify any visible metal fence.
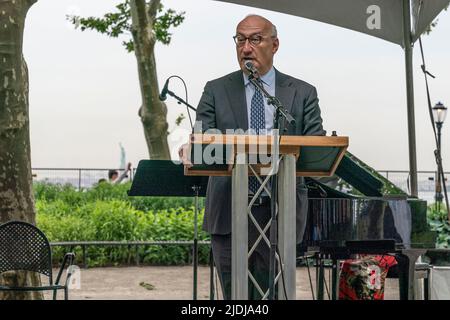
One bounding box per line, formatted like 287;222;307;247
50;240;211;269
32;167;449;202
377;170;450;203
32;168;136;190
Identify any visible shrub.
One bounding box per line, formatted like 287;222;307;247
33;181;203;212
427;204;450;248
34;182;84;207
36;197;210;266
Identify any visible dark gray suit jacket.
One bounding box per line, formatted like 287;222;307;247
196;69;326;243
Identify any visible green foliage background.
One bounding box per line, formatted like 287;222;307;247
427;204;450;248
35;182;209;266
34;180;449;267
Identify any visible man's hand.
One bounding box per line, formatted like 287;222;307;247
178;143;193;168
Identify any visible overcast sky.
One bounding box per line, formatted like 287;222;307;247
24;0;450;171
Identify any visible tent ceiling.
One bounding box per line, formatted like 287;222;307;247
214;0;449;47
412;0;449;42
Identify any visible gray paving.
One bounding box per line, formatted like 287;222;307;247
46;266;401;300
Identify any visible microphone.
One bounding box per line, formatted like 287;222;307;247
159;78;170;101
244;60;258;77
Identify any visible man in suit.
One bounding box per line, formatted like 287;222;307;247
181;14;325;299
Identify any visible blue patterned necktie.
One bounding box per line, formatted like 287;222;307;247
249;81;265;194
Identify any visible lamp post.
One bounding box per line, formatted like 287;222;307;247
432;102;447;212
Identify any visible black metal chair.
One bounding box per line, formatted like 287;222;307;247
0;220;75;300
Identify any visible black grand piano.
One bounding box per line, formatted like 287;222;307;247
301;152;436;300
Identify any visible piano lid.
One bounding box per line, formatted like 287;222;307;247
333;151;408;198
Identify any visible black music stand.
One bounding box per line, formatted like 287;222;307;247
128;160;209;300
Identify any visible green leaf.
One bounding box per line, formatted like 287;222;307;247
66;1;185;51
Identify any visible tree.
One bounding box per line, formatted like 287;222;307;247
69;0;185;160
0;0;42;299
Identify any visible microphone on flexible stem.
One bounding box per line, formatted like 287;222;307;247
244;60;258;78
244;60;259;78
159;78;170;101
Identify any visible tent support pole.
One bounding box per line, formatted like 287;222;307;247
403;0;418;197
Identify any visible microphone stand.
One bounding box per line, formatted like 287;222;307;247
247;78;295;126
248;73;295;300
165;89;197;112
161;88;201;299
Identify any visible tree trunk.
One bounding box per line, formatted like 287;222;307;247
130;0;170;160
0;0;42;300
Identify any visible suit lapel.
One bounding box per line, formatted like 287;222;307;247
223;69;296;131
275;69;295;116
225;71;248;131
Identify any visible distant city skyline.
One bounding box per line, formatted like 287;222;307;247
24;0;450;171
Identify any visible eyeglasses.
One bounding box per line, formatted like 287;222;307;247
233;34;273;47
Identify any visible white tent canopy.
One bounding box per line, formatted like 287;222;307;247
214;0;449;196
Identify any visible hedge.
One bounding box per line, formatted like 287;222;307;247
34;182;209;266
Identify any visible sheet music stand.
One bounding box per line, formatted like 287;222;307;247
128;160;209;300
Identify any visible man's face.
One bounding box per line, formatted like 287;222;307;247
235;16;279;76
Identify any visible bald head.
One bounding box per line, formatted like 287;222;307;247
235;14;279;75
237;14;277;37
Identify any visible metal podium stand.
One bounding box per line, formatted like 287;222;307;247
185;134;348;300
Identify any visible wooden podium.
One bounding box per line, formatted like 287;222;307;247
185;133;348;300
